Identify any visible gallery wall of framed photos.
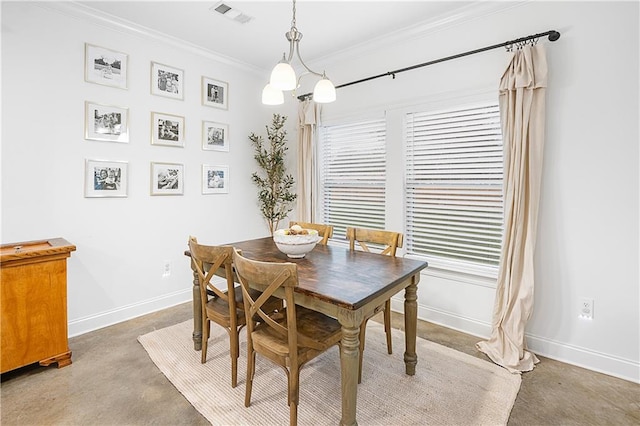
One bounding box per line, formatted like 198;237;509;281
3;1;297;338
83;42;238;198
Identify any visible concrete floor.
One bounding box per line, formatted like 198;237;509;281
1;302;638;425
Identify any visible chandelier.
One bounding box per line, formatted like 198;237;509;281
262;0;336;105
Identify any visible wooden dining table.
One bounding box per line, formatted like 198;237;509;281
185;236;428;426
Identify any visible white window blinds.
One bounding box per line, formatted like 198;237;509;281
405;103;503;271
319;119;386;240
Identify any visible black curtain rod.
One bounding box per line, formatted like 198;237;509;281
297;29;561;101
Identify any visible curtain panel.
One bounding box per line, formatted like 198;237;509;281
476;44;548;373
296;99;320;222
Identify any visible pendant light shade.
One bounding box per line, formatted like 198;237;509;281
312;76;336;103
269;57;297;91
262;83;284;105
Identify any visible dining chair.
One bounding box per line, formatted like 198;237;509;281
232;249;342;426
289;221;334;245
345;227;403;383
188;236;281;388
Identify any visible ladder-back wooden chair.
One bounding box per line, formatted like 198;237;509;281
345;227;403;383
289;221;334;245
188;237;280;388
232;249;342;426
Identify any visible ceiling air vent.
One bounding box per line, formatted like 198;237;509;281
210;2;253;24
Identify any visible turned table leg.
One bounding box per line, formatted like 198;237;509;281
338;311;362;426
403;277;418;375
190;261;202;351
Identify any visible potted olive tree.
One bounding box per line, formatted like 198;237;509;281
249;114;297;235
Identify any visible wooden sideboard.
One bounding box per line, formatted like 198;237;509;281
1;237;76;373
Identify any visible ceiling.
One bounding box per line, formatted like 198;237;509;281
75;1;478;72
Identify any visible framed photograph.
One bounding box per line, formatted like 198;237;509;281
85;101;129;143
84;43;128;89
151;162;184;195
202;76;228;110
151;61;184;100
202;121;229;152
151;112;185;147
84;159;128;198
202;165;229;194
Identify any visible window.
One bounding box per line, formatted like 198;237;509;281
405;103;503;275
318;119;386;240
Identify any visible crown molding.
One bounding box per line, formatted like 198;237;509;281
311;1;529;70
34;1;529;78
36;1;264;75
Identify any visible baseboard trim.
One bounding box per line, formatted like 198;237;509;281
67;289;192;338
390;298;491;339
69;293;638;383
391;299;640;384
526;333;640;384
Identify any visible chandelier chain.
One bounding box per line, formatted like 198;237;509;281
291;0;297;30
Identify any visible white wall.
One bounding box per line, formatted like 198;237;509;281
2;1;638;383
0;2;296;335
320;1;639;382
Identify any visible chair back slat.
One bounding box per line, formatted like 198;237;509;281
247;269;294;338
233;250;297;340
289;221;334;245
189;237;235;302
346;227;403;257
233;249;329;352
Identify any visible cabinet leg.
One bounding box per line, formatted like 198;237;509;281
39;350;72;369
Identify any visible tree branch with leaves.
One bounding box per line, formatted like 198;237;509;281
249;114;297;235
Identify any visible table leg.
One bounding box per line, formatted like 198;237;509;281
339;321;360;426
403;276;418;375
190;263;202;351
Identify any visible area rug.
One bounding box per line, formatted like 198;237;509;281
138;320;520;425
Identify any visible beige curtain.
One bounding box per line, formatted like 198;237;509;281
296;99;320;222
476;44;548;373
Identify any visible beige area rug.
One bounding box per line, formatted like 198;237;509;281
138;320;521;425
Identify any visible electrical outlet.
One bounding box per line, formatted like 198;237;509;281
579;298;594;319
162;260;171;278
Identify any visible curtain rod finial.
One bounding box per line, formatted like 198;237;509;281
548;31;561;42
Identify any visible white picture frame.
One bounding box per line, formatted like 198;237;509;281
151;162;184;195
84;43;128;89
202;164;229;194
201;76;228;110
84;159;128;198
151;112;185;147
85;101;129;143
202;121;229;152
151;61;184;100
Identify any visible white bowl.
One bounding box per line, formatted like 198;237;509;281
273;229;321;258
